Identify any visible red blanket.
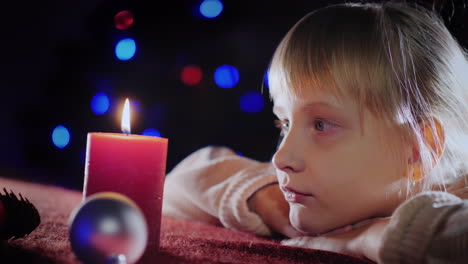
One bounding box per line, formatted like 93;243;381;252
0;177;373;263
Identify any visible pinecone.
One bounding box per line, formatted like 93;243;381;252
0;188;41;240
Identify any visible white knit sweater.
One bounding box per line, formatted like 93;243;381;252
162;146;468;263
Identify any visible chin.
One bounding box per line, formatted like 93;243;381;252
289;204;345;236
290;220;313;235
289;205;325;235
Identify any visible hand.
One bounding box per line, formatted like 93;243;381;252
281;218;390;263
248;183;302;238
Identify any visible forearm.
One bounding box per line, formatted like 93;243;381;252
163;146;278;235
377;191;464;264
351;218;389;263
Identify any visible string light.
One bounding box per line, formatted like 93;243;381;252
142;128;161;137
52;125;71;149
214;65;239;89
115;38;137;61
199;0;224;18
181;65;203;86
263;71;269;89
91;92;110;115
240;91;264;113
114;10;134;30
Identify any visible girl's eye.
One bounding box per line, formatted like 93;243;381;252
313;119;335;132
274;119;289;136
274;120;289;148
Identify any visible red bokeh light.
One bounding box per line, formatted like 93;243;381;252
181;65;203;86
114;10;134;30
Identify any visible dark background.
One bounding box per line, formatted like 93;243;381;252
1;0;467;191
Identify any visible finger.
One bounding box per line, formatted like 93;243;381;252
281;237;309;247
281;225;305;238
282;237;336;253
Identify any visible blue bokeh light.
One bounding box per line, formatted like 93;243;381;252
142;128;161;137
214;65;239;89
52;125;70;149
264;71;269;89
199;0;223;18
115;38;136;61
240;91;264;113
91;92;110;115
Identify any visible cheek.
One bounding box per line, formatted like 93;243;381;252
361;140;406;182
326;142;404;211
306;146;364;183
338;147;399;187
334;132;403;179
306;139;399;203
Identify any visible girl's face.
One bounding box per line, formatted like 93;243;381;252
272;88;409;235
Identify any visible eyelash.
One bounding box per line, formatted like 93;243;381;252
274;120;288;148
274;119;288;136
274;119;336;136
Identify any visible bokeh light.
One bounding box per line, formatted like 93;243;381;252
263;71;269;89
52;125;70;149
114;10;134;30
181;65;203;86
199;0;224;18
142;128;161;137
240;91;264;113
115;38;136;61
214;65;239;89
91;92;110;115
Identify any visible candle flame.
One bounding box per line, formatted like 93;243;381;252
121;98;131;134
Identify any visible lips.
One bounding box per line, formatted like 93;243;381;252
280;185;314;203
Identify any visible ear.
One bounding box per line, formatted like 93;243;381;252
421;118;445;159
409;118;445;182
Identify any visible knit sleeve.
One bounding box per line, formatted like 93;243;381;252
378;191;464;264
162;146;278;236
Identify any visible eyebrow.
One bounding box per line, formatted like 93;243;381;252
302;101;343;112
273;101;342;115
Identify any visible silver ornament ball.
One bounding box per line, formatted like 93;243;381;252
69;192;148;264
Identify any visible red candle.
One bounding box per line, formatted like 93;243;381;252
83;98;168;252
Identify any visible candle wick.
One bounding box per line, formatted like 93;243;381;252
122;128;131;135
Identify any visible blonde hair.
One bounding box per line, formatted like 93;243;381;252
268;2;468;193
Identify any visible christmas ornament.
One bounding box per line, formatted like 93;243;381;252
69;192;148;264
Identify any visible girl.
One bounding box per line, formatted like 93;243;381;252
163;2;468;263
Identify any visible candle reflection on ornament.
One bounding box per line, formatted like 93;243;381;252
83;98;168;252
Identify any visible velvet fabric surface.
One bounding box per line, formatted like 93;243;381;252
0;177;373;263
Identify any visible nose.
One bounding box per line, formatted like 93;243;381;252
272;129;305;173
